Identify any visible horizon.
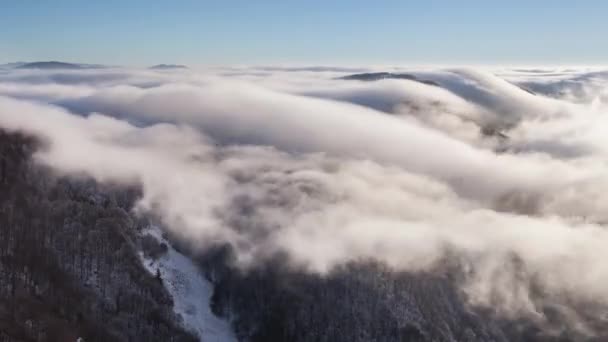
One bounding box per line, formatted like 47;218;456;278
5;60;608;70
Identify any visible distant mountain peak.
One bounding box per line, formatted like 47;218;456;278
339;72;439;86
149;64;188;70
17;61;85;70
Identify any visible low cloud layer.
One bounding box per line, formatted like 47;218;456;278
2;65;608;332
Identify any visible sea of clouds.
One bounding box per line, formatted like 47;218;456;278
2;64;608;330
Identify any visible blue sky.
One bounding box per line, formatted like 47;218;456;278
2;1;607;66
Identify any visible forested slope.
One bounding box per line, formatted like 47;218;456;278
0;130;196;342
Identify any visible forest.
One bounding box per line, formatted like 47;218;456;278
0;130;196;342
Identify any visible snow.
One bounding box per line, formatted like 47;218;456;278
139;226;236;342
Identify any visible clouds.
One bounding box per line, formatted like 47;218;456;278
2;65;608;331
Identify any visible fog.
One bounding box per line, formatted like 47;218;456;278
2;65;608;329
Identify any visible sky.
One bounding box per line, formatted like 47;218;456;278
1;0;608;66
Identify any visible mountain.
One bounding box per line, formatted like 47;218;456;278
17;61;86;70
149;64;188;70
202;248;594;342
339;72;440;86
0;130;198;342
16;61;107;70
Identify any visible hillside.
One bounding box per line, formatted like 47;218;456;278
0;131;197;342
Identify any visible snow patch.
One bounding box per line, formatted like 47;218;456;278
138;226;236;342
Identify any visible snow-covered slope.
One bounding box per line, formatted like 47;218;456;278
139;226;236;342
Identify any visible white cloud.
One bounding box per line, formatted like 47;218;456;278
2;66;608;329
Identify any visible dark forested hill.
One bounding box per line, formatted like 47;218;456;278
0;131;196;342
204;254;507;342
201;247;604;342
